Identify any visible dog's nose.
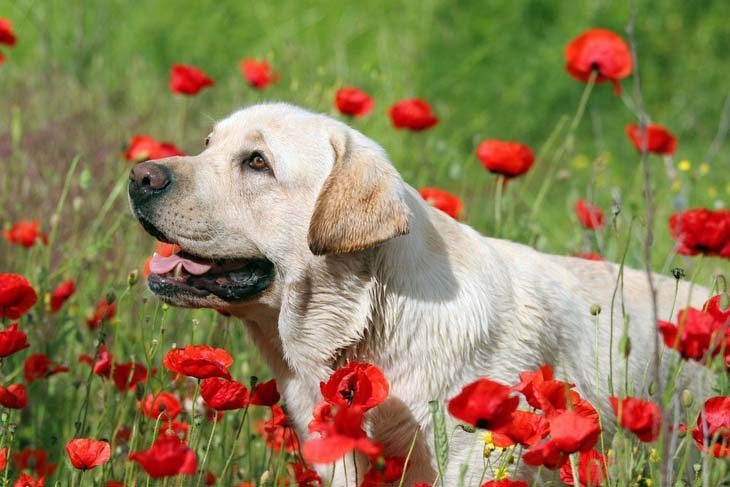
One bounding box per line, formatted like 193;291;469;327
129;162;171;202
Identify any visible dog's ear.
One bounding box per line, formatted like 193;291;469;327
307;129;411;255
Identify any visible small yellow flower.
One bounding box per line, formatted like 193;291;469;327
708;185;718;198
494;468;509;480
699;163;710;175
671;179;682;192
483;432;494;446
649;448;659;463
572;154;590;169
678;160;692;171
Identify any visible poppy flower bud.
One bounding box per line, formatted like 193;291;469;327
620;335;631;358
680;389;693;409
672;268;685;280
105;291;116;306
459;424;477;433
590;304;601;316
128;270;139;287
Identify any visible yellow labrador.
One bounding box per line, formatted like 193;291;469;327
128;103;708;485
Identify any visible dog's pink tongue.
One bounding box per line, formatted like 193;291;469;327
149;253;212;276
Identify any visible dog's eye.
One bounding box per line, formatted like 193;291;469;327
246;152;268;171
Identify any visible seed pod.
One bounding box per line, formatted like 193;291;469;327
590;304;602;316
680;389;693;408
128;269;139;287
620;335;631;358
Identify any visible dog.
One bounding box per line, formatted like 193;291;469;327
128;103;709;485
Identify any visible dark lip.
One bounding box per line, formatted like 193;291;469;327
148;258;275;302
135;213;173;244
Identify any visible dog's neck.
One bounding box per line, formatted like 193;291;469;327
230;187;492;398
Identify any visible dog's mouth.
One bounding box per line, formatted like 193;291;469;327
140;219;274;303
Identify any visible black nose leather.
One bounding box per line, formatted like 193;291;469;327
129;162;171;202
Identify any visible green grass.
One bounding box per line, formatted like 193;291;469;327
0;0;729;485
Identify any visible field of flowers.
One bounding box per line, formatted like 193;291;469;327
1;1;729;486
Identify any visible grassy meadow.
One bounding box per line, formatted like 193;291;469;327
0;0;729;485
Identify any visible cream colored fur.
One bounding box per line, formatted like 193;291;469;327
138;103;710;485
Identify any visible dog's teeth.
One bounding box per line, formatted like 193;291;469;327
173;263;184;278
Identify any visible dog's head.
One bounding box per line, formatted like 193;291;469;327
128;103;411;310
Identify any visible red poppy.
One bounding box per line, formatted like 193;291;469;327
125;135;184;163
361;456;407;487
320;362;389;411
0;323;29;358
564;28;632;95
492;410;549;448
559;449;607;486
161;421;190;441
129;434;197;478
574;252;604;261
85;299;116;330
163;345;233;380
610;396;662;442
250;378;280;406
476;140;535;178
481;481;528;487
669;209;730;259
155;241;181;257
201;377;249;411
24;354;69;383
575;200;604;229
658;304;728;364
169;64;214;95
514;364;574;415
65;438;110;471
257;405;300;453
0;18;16;46
0;447;6;471
691;396;729;458
447;378;519;430
115;426;131;445
625;123;677;155
0;273;37;319
3;221;48;248
302;404;381;464
79;344;113;378
335;87;374;117
706;294;730;323
0;384;27;409
112;362;148;392
12;473;45;487
419;187;464;219
106;482;124;487
522;439;568;470
13;448;57;477
195;471;211;486
93;345;113;378
549;410;601;453
388;99;438;131
290;461;322;486
138;392;183;420
240;59;278;89
49;280;75;313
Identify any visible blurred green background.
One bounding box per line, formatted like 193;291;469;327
1;0;729;267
